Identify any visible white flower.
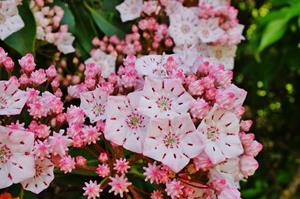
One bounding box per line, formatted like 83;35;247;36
168;6;199;46
0;126;35;189
54;32;75;54
116;0;143;22
0;79;28;115
80;87;109;123
21;158;55;194
198;18;225;43
143;115;203;173
207;45;237;70
139;78;195;119
85;49;117;78
136;54;168;78
197;106;244;164
104;91;149;153
0;0;24;40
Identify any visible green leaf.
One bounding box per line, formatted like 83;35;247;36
4;0;36;55
258;18;288;52
298;15;300;28
68;3;97;57
85;3;126;38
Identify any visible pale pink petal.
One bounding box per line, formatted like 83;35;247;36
162;148;189;173
205;141;225;164
219;135;244;158
22;158;54;194
8;154;35;183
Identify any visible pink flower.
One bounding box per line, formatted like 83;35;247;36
0;126;35;189
151;190;163;199
76;156;87;167
98;152;108;162
80;87;108;123
108;175;132;198
215;85;247;114
143;162;162;184
48;131;72;156
143;115;203;172
211;179;241;199
0;47;8;63
82;125;101;145
68;84;88;98
3;56;14;72
96;164;110;177
46;64;57;78
193;151;213;171
0;79;28;115
29;121;51;138
21;158;54;194
19;53;36;72
190;98;210;120
113;158;130;174
66;105;85;125
33;140;50;160
31;69;47;85
240;155;259;177
83;180;102;199
197;106;243;165
139;78;195;119
104;91;149;153
59;155;76;173
165;180;184;199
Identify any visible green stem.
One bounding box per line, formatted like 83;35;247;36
19;187;24;199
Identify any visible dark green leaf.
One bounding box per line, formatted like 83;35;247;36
85;3;126;38
4;0;36;55
69;3;97;57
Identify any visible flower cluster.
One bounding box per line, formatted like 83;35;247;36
30;0;75;54
0;0;262;198
114;0;243;69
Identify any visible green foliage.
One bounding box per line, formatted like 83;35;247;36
255;1;300;53
85;3;126;39
233;0;300;198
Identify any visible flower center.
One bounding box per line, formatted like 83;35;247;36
126;112;144;129
93;103;105;117
0;96;8;109
163;132;179;148
0;145;12;164
0;13;6;24
35;163;43;176
214;49;223;60
181;24;191;34
201;29;209;37
156;96;172;111
207;126;220;141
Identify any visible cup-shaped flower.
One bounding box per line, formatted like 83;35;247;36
0;80;28;115
0;126;35;189
104;91;149;153
139;78;195;119
197;106;244;164
143;114;203;172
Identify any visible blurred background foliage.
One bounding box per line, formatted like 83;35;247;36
233;0;300;198
1;0;300;198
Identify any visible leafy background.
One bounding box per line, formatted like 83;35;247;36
1;0;300;198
